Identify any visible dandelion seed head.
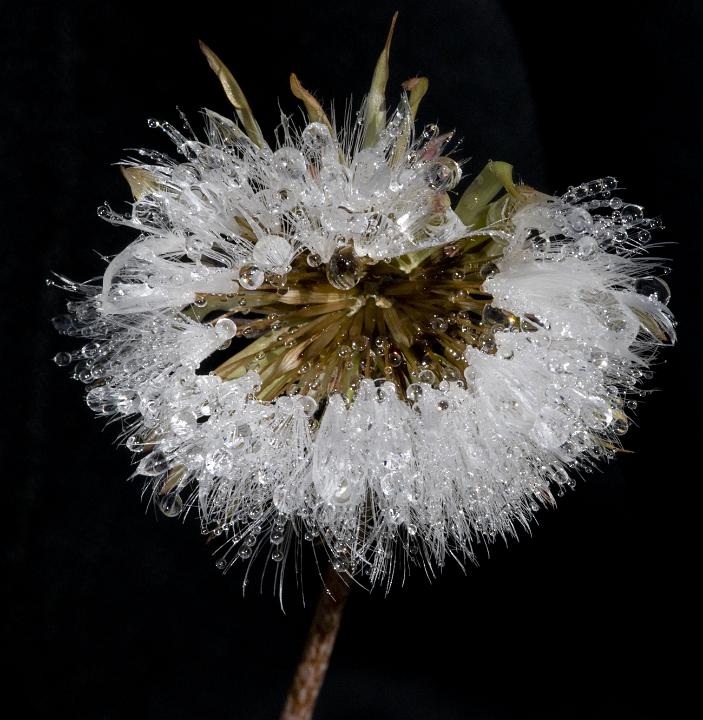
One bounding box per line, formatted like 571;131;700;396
52;33;675;591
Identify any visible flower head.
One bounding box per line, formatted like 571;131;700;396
52;19;675;590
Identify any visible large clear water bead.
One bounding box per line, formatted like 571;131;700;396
301;122;334;157
214;317;237;339
424;157;462;191
635;276;671;304
138;450;170;476
85;387;138;415
158;491;183;518
326;245;364;290
272;147;307;180
238;264;264;290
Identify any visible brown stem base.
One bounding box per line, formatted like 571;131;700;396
280;566;351;720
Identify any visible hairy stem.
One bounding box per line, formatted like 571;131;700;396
280;567;351;720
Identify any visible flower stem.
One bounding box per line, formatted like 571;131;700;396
280;566;351;720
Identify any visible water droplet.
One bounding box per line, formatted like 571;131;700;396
333;480;351;504
80;342;100;358
85;387;138;415
482;305;517;330
634;276;670;304
326;245;364;290
53;351;72;367
270;528;285;545
272;486;289;511
376;381;397;403
125;435;144;452
238;546;252;559
271;550;284;562
239;264;264;290
351;336;369;352
480;338;497;353
158;491;183;518
422;123;439;141
272;147;307;180
269;272;288;290
418;369;436;385
388;351;402;367
215;559;227;570
436;399;449;411
51;315;74;334
406;383;423;404
298;395;318;417
301;122;334;156
307;252;322;267
138;450;170;476
590;350;609;369
215;317;237;339
612;413;629;435
96;204;113;220
576;235;598;258
424;157;462;191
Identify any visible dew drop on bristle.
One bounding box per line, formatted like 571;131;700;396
482;305;517;330
424;157;462;191
635;276;671;304
301;122;334;156
52;315;74;334
158;491;183;517
326;245;364;290
138;450;170;477
418;369;436;385
299;395;318;417
238;264;264;290
214;317;237;339
53;351;72;367
406;383;423;403
272;147;307;180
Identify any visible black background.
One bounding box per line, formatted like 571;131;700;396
4;1;699;718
